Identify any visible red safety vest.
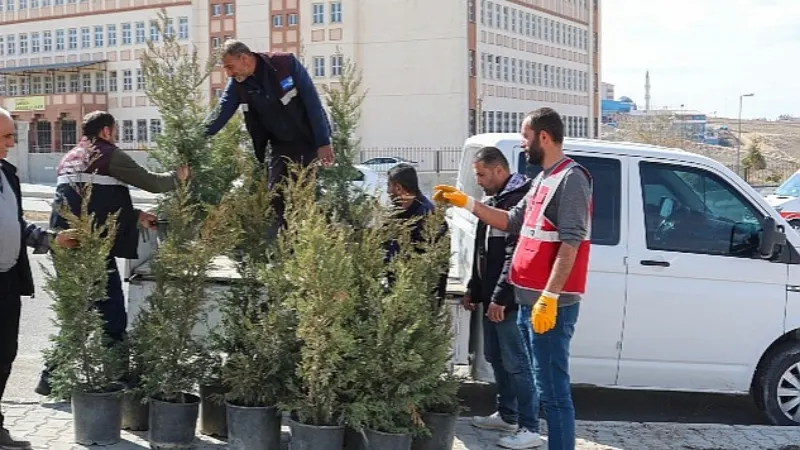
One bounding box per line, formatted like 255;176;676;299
509;158;592;295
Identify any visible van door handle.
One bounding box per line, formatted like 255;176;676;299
640;260;670;267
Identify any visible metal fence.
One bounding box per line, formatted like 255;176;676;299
358;146;462;173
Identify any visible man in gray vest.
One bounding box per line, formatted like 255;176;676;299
0;107;77;449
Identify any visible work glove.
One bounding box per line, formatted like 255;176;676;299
433;185;475;212
531;292;558;334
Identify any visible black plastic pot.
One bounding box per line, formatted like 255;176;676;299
72;388;123;445
226;402;282;450
148;394;200;450
121;392;149;431
411;411;459;450
358;428;412;450
343;427;363;450
199;384;228;438
289;419;345;450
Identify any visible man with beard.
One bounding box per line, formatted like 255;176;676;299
462;147;542;449
434;107;592;450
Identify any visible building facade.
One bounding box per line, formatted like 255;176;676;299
601;81;613;100
0;0;601;161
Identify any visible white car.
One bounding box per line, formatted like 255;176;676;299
449;133;800;426
765;169;800;230
360;156;419;174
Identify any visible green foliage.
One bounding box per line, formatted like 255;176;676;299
141;11;243;206
43;184;126;397
318;57;373;225
130;184;237;403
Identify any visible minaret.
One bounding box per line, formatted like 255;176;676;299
645;70;651;111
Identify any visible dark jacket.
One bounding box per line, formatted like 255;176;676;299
467;173;531;310
50;139;139;259
1;159;52;297
384;194;448;303
205;52;331;164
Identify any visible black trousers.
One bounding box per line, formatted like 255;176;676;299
0;265;22;428
266;151;316;234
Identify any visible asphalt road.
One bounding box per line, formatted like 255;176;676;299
4;251;769;426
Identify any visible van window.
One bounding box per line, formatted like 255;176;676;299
519;154;621;246
459;144;485;198
639;162;762;257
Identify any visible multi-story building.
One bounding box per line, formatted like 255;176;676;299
601;81;614;101
0;0;601;176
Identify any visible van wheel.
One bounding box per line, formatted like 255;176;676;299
754;343;800;425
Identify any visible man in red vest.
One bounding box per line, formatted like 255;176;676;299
434;107;592;450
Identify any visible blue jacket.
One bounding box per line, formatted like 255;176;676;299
204;52;331;163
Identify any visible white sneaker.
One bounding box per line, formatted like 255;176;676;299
470;412;519;432
497;429;544;449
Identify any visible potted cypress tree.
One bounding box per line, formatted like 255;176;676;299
43;187;127;446
412;373;463;450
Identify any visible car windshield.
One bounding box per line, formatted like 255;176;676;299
774;173;800;197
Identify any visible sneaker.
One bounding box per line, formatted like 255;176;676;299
497;429;544;449
470;412;519;432
0;428;31;449
34;372;51;397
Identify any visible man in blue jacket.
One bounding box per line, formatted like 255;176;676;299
204;40;334;231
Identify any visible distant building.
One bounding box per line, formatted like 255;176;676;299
601;96;635;124
601;82;614;101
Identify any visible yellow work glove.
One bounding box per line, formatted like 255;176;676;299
433;185;475;212
531;291;559;334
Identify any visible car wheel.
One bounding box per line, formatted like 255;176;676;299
754;343;800;425
789;220;800;231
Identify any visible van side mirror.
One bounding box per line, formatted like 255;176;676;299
759;216;787;259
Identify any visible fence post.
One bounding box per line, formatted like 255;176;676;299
435;150;441;174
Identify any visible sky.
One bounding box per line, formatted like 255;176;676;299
601;0;800;120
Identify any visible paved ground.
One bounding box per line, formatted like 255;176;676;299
2;402;800;450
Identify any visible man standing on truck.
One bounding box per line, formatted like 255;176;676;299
35;110;190;396
203;40;334;234
462;147;542;449
434;107;592;450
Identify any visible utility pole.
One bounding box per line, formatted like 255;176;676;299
737;93;755;176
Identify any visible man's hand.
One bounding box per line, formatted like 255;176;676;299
486;302;505;322
531;292;559;334
433;185;475;212
54;230;79;249
176;165;191;182
461;293;477;311
138;211;158;230
317;144;335;167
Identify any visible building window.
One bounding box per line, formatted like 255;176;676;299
54;75;65;93
179;17;189;39
107;24;117;46
502;56;508;81
469;109;476;136
288;13;298;26
31;32;40;53
312;3;324;24
93;25;103;47
122;23;132;45
212;4;221;16
313;56;325;77
150;119;162;141
19;78;29;96
5;0;12;10
330;54;343;77
150;21;159;42
165;19;175;38
214;88;222;98
136;69;144;90
55;29;64;51
31;76;42;94
82;73;92;92
468;50;476;77
494;3;500;28
95;72;105;92
136;22;145;44
503;6;508;30
44;77;53;94
18;0;25;9
6;35;14;55
330;2;342;23
108;71;117;92
211;36;221;49
122;120;134;143
123;70;132;91
225;3;233;15
0;37;4;56
511;9;517;33
81;27;90;48
494;55;500;79
7;79;16;96
69;74;79;92
272;14;283;27
18;33;28;54
468;0;475;23
137;119;148;143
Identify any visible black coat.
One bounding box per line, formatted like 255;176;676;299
1;160;52;297
467;173;532;310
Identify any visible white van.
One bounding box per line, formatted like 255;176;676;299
448;133;800;426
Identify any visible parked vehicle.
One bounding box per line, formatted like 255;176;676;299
361;156;419;173
765;169;800;230
448;133;800;426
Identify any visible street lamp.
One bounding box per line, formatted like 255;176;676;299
737;93;755;176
